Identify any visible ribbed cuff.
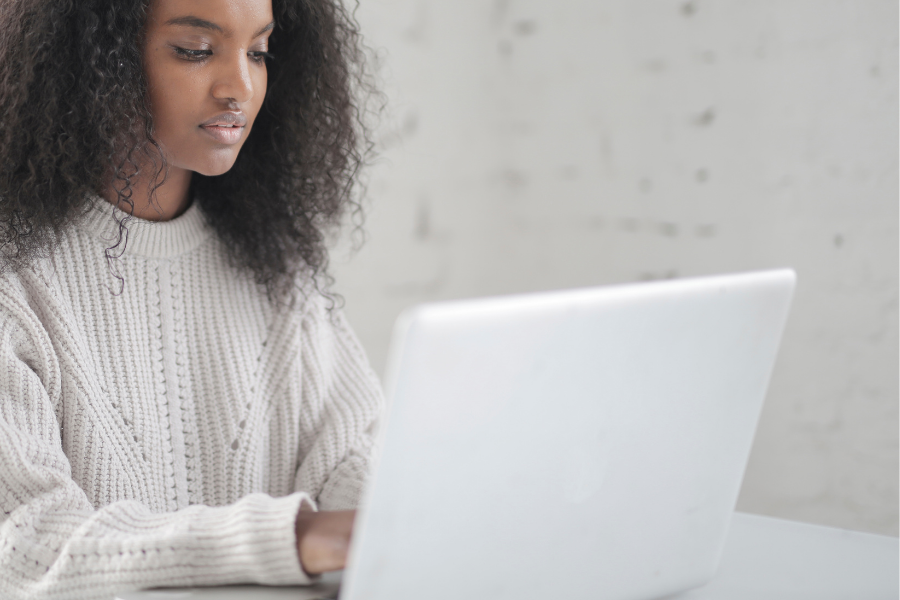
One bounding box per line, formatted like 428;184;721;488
186;492;316;585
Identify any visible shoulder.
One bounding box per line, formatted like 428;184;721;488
0;256;59;324
292;280;378;378
0;261;63;397
291;279;356;341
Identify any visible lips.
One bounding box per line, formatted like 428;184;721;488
199;112;248;145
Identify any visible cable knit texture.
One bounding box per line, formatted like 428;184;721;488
0;200;383;599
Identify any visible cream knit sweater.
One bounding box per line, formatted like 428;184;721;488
0;200;383;599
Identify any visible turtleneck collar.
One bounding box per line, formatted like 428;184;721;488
76;196;213;259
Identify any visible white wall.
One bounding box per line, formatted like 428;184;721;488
330;0;899;535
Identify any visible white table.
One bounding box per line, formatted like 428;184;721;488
665;512;898;600
116;512;899;600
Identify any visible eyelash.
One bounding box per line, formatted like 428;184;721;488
172;46;273;64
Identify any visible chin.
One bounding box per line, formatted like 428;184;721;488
192;153;241;177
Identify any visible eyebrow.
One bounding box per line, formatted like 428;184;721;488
164;16;224;34
164;16;276;38
254;21;276;37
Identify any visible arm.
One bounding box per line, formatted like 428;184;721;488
0;294;315;599
294;298;384;512
289;296;384;572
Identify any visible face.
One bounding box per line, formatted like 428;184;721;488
142;0;274;177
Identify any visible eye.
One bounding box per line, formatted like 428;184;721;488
171;46;212;61
249;51;274;64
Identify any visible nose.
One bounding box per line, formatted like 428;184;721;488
210;50;254;104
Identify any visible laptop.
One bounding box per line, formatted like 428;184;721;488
118;269;795;600
342;269;795;600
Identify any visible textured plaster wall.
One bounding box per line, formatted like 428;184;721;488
330;0;899;535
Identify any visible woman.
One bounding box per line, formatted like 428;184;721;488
0;0;382;597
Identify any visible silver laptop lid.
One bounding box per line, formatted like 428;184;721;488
343;270;795;600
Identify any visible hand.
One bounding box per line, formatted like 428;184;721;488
295;507;357;575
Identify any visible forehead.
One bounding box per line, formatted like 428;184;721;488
146;0;274;34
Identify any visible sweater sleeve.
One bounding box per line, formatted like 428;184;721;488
0;290;316;600
294;297;384;511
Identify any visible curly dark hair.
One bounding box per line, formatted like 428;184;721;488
0;0;375;300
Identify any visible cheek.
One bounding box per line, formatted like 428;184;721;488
144;54;201;141
249;68;268;118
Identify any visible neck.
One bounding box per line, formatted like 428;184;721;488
102;165;193;222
